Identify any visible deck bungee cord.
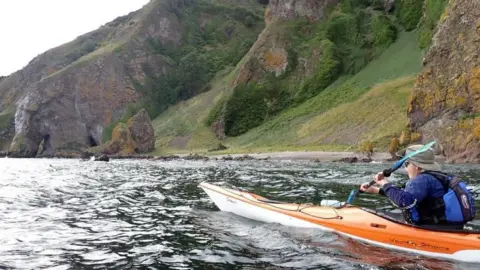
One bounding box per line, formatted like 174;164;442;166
218;182;343;220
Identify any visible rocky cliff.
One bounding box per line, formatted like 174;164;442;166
0;0;264;157
407;0;480;162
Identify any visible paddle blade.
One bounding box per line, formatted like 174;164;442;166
346;190;356;204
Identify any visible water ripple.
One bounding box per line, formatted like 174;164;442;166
0;158;479;269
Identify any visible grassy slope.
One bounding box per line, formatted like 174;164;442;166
151;30;423;154
151;66;237;154
226;30;423;150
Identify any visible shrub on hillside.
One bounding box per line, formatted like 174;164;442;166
395;0;424;31
399;129;411;146
371;14;397;46
325;9;396;74
224;82;290;136
325;13;359;45
359;140;375;157
389;137;400;159
295;40;341;102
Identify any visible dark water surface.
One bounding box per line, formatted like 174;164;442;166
1;158;479;270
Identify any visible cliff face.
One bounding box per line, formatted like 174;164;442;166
9;54;139;156
0;1;161;156
265;0;338;23
407;0;480;162
0;0;264;157
0;9;142;112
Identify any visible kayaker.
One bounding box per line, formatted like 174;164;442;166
359;144;475;226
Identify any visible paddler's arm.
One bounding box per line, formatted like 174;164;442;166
361;172;391;196
364;184;406;197
380;176;428;208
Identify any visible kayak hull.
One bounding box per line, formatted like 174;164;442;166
199;182;480;263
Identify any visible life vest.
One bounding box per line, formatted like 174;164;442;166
405;171;476;225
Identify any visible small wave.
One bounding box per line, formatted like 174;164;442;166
0;159;478;269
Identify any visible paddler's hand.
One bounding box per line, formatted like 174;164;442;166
373;172;388;186
360;182;379;194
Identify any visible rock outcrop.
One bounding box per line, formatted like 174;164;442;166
8;55;140;157
127;109;155;153
103;123;136;155
100;108;155;155
407;0;480;162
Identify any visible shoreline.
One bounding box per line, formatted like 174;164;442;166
199;151;393;162
0;150;447;163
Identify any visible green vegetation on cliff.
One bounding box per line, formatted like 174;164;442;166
418;0;449;49
217;1;399;137
393;0;449;49
131;0;264;119
0;110;15;151
394;0;424;31
0;111;14;130
152;67;236;153
224;30;422;151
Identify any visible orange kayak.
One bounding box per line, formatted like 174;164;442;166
199;182;480;263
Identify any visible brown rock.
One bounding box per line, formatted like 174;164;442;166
127;109;155;153
103;123;136;155
95;154;110;162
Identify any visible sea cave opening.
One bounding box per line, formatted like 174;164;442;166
88;135;98;147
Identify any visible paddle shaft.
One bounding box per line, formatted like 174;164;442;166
357;168;393;194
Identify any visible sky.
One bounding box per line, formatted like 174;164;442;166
0;0;150;76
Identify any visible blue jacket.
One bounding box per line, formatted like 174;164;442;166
382;173;446;208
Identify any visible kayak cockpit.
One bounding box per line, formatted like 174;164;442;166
362;207;480;234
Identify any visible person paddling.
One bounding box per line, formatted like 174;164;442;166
360;144;475;226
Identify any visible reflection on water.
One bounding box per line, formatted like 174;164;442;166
0;158;479;269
